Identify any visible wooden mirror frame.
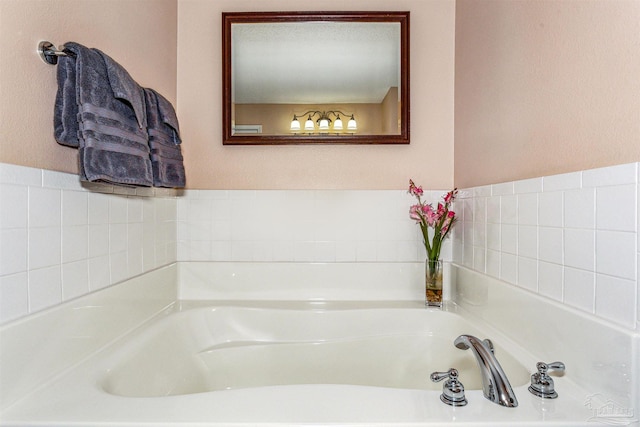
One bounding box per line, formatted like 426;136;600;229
222;11;410;145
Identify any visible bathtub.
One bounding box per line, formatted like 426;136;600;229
1;262;637;426
101;303;532;398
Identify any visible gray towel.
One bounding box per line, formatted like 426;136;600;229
54;42;153;187
53;48;79;147
95;48;147;130
144;88;186;188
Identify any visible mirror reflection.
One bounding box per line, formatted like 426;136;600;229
222;12;410;145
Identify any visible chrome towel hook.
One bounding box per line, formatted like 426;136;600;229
38;41;68;65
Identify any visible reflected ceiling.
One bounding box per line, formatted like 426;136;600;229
232;22;400;105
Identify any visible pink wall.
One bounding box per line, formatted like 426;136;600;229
177;0;456;190
454;0;640;188
0;0;455;191
6;1;633;191
0;0;177;175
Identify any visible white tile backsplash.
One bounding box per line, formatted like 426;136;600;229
486;223;501;251
473;197;487;224
538;191;563;227
88;254;110;291
518;225;537;258
88;193;110;225
582;162;637;187
595;230;636;280
500;194;518;224
564;188;595;229
564;228;595;271
538;227;563;264
61;260;89;300
486;249;500;277
542;171;582;191
517;256;538;291
0;228;27;275
28;187;61;228
514;177;543;194
517;193;538;225
538;261;563;301
486;195;501;223
596;184;637;232
176;189;439;266
0;163;41;186
0;273;28;321
501;223;518;254
0;163;178;324
492;181;514;196
28;265;62;312
563;267;595;312
501;252;518;283
109;223;128;253
595;274;636;327
62;225;89;263
4;161;639;331
0;184;28;228
457;162;640;330
127;197;144;223
88;224;109;258
28;227;61;269
62;191;88;226
109;196;128;224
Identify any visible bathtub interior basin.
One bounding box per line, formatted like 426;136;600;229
100;305;531;398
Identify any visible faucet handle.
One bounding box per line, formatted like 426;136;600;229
528;361;565;398
543;361;566;372
430;368;468;406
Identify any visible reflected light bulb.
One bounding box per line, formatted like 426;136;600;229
304;116;315;131
290;116;301;132
318;119;330;131
347;115;357;131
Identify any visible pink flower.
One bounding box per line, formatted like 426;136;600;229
407;180;458;261
440;211;456;235
409;205;422;222
444;188;458;204
440;222;451;236
408;179;423;197
423;205;438;226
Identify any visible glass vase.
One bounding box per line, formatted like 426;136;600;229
425;259;443;307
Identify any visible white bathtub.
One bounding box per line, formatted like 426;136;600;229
101;304;531;398
1;263;636;426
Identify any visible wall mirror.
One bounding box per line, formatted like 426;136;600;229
222;11;410;145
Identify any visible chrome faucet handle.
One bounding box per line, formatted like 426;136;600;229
430;368;468;406
528;361;565;398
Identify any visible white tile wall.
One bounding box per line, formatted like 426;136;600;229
176;189;449;265
5;161;638;331
0;163;178;324
455;163;639;330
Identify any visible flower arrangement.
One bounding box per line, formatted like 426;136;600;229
408;179;458;263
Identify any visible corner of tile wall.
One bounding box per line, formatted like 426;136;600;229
454;162;639;331
0;163;179;325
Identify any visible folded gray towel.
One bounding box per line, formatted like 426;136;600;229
95;48;147;130
144;88;186;188
54;42;153;187
54;49;79;147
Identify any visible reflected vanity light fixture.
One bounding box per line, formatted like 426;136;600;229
290;110;357;134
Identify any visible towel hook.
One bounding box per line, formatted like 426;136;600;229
38;41;68;65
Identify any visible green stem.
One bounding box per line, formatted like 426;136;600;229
420;222;432;256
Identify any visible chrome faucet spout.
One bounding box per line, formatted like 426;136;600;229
454;334;518;407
